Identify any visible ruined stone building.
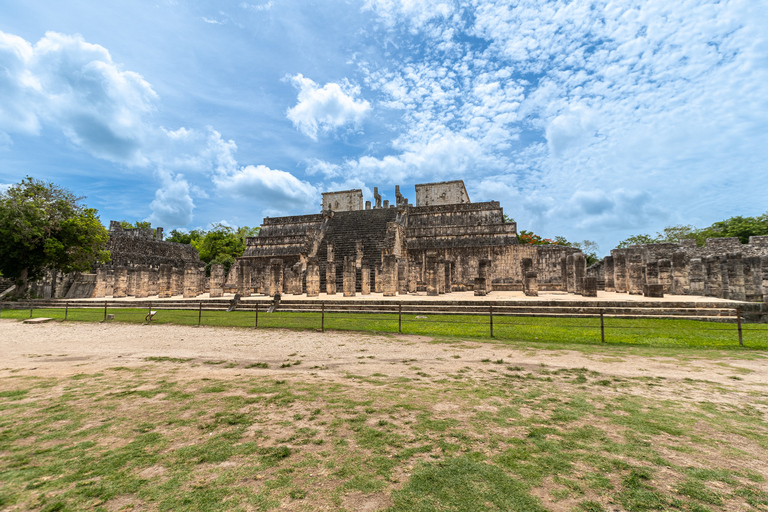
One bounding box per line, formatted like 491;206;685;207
31;221;207;299
594;237;768;302
232;181;582;298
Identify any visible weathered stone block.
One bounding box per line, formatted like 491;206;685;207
582;276;598;297
643;284;664;298
523;271;538;296
209;264;225;298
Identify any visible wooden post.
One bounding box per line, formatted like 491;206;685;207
65;302;68;321
489;304;494;338
103;301;107;322
254;303;258;329
321;302;325;333
148;301;152;324
198;302;202;327
398;303;402;334
736;308;743;347
600;310;605;343
30;305;34;319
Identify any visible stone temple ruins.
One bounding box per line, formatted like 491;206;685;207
20;180;768;304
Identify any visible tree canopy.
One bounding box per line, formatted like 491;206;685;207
617;213;768;248
516;230;600;265
167;224;260;275
0;177;110;286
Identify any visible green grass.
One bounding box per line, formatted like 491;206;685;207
1;358;766;511
2;305;767;350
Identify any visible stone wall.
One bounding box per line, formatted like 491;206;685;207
322;189;363;212
415;180;470;206
608;236;768;301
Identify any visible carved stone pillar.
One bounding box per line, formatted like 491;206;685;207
627;254;644;295
603;256;615;292
113;267;128;298
93;267;107;298
705;256;723;298
524;271;538;297
183;263;199;298
135;267;149;298
645;261;659;286
671;251;689;295
361;264;371;295
565;254;575;293
158;264;173;298
382;254;398;297
437;259;446;294
762;255;768;303
343;256;356;297
269;259;283;296
688;258;705;295
374;265;382;293
209;264;225;298
426;252;438;296
326;262;336;295
658;259;672;294
726;253;746;301
613;253;627;293
478;259;492;293
573;253;586;295
582;276;598;297
306;258;320;297
171;267;184;296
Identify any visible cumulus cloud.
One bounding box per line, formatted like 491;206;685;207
147;171;196;227
214;164;319;213
0;30;157;165
286;74;371;140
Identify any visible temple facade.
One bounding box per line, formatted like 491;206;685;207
232;181;582;297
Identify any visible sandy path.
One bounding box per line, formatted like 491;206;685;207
2;320;765;394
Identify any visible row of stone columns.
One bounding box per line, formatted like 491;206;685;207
606;250;768;301
91;263;207;299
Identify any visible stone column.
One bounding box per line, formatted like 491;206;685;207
744;256;763;302
658;259;672;294
374;265;382;293
671;252;689;295
613;253;627;293
269;259;283;296
437;259;446;294
326;262;337;295
292;262;304;295
573;253;586;295
559;256;568;292
444;261;453;293
603;256;615;292
382;254;398;297
183;263;199;298
398;259;408;294
93;267;107;298
104;268;115;297
645;261;659;286
479;259;492;293
126;267;137;297
361;264;371;295
306;258;320;297
171;267;184;296
158;264;173;298
474;277;487;296
705;256;723;298
726;253;746;302
135;267;149;298
524;271;538;297
627;254;644;295
582;276;598;297
343;256;356;297
149;268;160;296
426;253;438;296
209;264;225;298
565;254;575;293
762;255;768;303
688;258;705;295
113;267;128;298
237;261;251;297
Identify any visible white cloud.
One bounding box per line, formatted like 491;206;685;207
240;2;272;11
0;31;158;165
147;171;196;227
285;74;371;140
214;164;319;213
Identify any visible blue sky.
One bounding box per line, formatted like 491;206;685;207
1;0;767;254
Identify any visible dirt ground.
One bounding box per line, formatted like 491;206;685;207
2;319;766;401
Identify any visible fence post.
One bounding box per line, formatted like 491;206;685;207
600;310;605;343
64;302;68;321
148;301;152;324
103;301;107;322
398;303;402;334
198;302;202;327
736;308;743;347
30;304;33;319
254;303;258;329
489;304;494;338
321;302;325;333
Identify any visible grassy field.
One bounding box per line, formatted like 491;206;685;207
1;355;767;511
2;305;768;350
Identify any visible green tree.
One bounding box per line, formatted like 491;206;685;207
0;177;110;291
165;228;205;245
167;224;259;275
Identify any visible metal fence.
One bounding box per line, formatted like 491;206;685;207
2;300;767;349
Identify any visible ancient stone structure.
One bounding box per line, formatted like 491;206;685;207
236;181;580;297
604;236;768;301
31;221;205;299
